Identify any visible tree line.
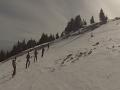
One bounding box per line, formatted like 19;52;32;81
0;33;60;62
63;8;108;34
0;8;108;62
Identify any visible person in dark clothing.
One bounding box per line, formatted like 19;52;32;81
41;47;45;57
47;43;50;49
12;57;16;78
26;52;30;69
34;49;38;62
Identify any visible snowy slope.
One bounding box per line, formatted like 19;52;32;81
1;19;120;90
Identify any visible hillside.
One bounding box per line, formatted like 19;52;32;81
0;19;120;90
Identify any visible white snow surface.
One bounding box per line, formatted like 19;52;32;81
1;20;120;90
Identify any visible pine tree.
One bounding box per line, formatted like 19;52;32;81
48;34;55;41
49;34;53;41
22;39;27;50
38;33;45;44
0;50;6;62
56;33;59;39
64;15;84;34
65;18;75;34
74;15;83;31
99;9;108;23
27;39;36;49
90;16;95;24
61;32;64;37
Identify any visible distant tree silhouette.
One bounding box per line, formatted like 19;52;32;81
74;15;83;30
10;44;17;56
16;40;24;53
0;50;6;62
38;33;47;44
0;31;58;62
22;39;27;50
48;34;55;41
83;19;87;25
65;18;75;34
37;33;56;45
90;16;95;24
60;32;64;37
27;39;36;49
56;33;59;39
64;15;84;34
99;9;108;23
48;34;52;42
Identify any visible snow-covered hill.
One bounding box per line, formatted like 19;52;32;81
1;19;120;90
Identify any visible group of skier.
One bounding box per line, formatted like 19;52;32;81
25;47;45;69
11;43;49;78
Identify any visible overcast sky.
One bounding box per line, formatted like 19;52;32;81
0;0;119;50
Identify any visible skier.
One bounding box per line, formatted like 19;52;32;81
41;47;45;57
34;49;38;62
47;43;50;49
12;57;16;78
26;52;30;69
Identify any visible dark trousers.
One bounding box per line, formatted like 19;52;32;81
41;52;44;57
12;66;16;77
34;56;37;62
26;59;30;69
